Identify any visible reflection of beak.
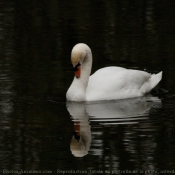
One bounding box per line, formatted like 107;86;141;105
74;63;81;78
74;121;80;139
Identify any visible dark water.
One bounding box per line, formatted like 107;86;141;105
0;1;175;174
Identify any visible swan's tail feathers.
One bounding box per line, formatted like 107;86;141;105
149;71;163;90
141;71;162;94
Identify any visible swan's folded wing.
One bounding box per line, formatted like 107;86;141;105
86;68;151;101
125;69;151;85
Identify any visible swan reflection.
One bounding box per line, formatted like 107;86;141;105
66;96;161;157
67;102;91;157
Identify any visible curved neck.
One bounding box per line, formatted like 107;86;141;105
67;51;92;101
80;51;92;87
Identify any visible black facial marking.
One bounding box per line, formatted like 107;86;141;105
73;62;81;71
73;131;80;141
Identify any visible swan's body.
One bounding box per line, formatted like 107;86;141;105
66;43;162;101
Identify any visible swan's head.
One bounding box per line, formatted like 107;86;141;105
70;136;87;157
71;43;91;78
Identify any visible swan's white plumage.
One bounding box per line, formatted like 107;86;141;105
66;43;162;101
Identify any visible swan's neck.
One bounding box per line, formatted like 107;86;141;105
80;51;92;87
67;52;92;101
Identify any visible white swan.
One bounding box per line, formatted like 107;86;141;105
67;102;91;157
66;43;162;101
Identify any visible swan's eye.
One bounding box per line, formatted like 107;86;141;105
73;62;81;71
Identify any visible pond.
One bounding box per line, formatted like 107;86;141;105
0;1;175;174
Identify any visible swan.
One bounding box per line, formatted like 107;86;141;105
67;96;161;156
67;102;91;157
66;43;162;101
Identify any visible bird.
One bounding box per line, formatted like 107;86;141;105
66;43;162;102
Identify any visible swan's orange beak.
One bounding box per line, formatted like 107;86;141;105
74;63;81;78
75;66;81;78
